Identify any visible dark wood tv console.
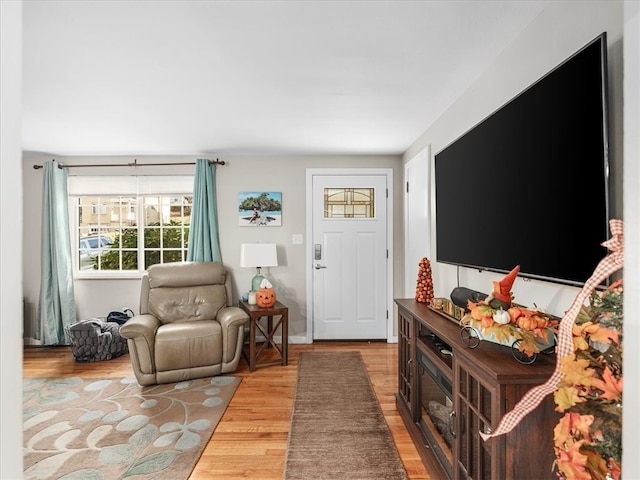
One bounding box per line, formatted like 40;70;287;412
395;299;558;480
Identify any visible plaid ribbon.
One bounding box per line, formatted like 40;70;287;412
479;219;624;441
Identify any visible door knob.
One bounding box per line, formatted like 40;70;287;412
314;264;327;270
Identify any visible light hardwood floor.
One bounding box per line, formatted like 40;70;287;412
23;342;431;479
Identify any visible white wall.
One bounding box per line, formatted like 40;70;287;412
404;1;624;318
622;2;639;477
1;1;24;477
22;154;403;343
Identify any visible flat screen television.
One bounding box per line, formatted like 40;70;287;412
434;33;610;287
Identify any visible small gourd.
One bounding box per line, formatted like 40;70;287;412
493;308;511;325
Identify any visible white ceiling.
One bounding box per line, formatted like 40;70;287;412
22;1;548;157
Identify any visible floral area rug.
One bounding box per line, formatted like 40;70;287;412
23;375;240;480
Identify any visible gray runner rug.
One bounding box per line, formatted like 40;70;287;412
283;351;408;479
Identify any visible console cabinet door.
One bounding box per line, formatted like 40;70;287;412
454;359;504;480
398;309;415;417
454;357;557;480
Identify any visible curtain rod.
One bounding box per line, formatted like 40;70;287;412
33;158;225;169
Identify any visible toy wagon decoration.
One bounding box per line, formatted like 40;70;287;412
458;266;558;364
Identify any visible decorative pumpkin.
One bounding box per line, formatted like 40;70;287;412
256;288;276;308
492;308;511;325
517;316;538;331
534;316;549;329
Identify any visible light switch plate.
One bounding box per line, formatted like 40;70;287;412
292;234;303;245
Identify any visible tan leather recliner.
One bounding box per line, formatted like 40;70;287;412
120;261;249;386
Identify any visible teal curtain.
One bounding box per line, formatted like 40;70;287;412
36;161;77;345
187;158;222;263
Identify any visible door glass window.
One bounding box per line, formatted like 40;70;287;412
323;188;374;218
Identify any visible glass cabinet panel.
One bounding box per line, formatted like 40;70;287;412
398;311;413;413
418;349;454;477
455;362;494;479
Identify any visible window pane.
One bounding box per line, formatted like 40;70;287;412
324;188;374;218
143;197;160;226
116;197;137;226
121;251;138;270
119;228;138;248
144;250;160;270
163;251;183;263
163;227;183;248
159;197;171;226
144;227;161;248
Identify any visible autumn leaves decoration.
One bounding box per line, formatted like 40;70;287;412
552;280;623;480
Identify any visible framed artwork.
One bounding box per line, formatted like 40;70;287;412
238;191;282;226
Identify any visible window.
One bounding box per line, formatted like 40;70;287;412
69;176;193;275
324;187;375;218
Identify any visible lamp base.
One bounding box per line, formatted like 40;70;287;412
251;274;265;292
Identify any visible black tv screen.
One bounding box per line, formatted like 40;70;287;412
434;33;609;287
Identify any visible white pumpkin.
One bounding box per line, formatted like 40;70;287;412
493;308;511;325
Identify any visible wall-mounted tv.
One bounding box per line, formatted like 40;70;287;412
434;33;610;287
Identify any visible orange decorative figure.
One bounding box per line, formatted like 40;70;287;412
256;287;276;308
487;265;519;309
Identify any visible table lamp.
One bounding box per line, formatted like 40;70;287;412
240;243;278;292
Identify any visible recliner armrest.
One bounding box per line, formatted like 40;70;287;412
216;306;249;329
119;314;160;345
216;306;249;366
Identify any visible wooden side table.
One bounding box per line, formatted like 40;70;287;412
239;300;288;372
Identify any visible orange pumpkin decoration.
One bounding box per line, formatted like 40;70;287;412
256;288;276;308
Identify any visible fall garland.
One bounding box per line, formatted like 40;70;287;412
553;279;623;480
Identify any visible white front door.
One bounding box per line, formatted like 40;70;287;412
309;170;390;340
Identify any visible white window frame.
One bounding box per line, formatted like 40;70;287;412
69;175;194;279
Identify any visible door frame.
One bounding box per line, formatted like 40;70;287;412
305;168;394;343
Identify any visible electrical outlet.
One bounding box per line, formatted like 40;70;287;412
292;234;303;245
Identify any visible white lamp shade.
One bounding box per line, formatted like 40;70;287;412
240;243;278;268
